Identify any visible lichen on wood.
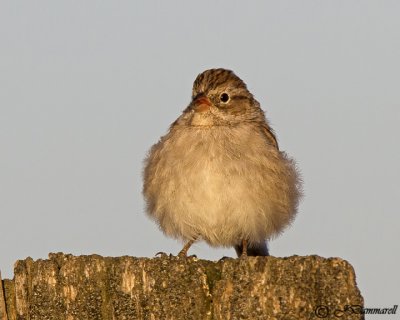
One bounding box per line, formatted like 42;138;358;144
1;253;364;320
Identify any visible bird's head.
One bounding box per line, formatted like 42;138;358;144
181;68;264;126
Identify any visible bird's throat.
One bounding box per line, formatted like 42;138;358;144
189;112;215;127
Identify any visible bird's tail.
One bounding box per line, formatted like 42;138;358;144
234;241;269;257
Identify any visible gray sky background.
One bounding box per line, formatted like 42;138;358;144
1;1;399;310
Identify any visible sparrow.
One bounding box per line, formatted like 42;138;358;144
143;68;302;257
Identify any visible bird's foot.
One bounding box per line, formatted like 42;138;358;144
177;239;195;258
240;239;248;259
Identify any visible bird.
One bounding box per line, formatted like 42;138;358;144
143;68;302;258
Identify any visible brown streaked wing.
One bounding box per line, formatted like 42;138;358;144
260;123;279;150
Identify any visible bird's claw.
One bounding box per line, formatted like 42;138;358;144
218;256;233;262
155;252;172;258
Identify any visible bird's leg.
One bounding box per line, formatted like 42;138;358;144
178;239;195;257
241;239;248;258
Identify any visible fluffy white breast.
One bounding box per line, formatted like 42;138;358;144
143;124;300;247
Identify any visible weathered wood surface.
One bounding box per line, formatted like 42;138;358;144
0;271;8;320
0;253;364;320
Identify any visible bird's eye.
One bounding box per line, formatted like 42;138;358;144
220;93;230;103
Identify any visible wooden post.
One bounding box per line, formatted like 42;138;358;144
0;271;9;320
1;253;364;320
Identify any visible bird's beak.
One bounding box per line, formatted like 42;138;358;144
192;95;211;113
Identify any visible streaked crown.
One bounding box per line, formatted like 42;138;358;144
192;68;249;98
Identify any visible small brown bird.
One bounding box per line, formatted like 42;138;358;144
143;68;302;257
